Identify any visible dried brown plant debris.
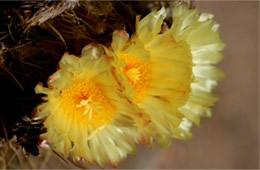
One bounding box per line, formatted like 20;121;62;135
0;0;178;159
12;116;46;156
0;137;72;169
25;0;80;31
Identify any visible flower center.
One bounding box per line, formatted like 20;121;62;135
125;68;140;83
120;54;150;102
60;80;115;129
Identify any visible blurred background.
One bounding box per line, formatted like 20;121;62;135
0;1;259;169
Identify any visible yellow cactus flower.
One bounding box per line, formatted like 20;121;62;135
111;3;225;145
34;44;145;167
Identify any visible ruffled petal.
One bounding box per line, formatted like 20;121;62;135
111;3;225;146
136;7;167;44
34;44;143;166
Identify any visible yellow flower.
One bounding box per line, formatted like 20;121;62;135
111;4;225;145
34;44;142;166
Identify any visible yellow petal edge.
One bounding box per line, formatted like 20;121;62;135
111;3;225;146
34;44;149;167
